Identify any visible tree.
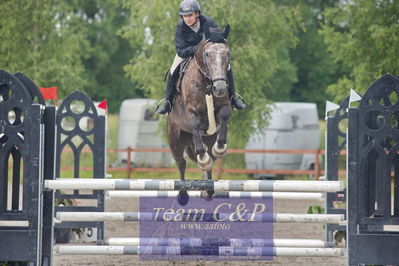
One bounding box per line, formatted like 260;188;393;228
0;0;89;95
72;0;143;112
286;0;345;116
266;44;298;102
320;0;399;101
121;0;301;146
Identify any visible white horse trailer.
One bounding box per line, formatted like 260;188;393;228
118;99;173;167
245;102;320;179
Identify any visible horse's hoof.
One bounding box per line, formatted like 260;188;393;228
212;143;227;158
197;153;213;171
178;190;189;206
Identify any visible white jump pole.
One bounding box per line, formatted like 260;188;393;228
45;179;345;193
55;212;344;223
104;237;331;248
54;245;345;257
106;191;325;201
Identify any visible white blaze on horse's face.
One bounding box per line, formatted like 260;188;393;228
204;42;230;97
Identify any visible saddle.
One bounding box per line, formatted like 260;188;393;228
175;58;191;95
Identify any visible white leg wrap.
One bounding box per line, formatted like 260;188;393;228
212;143;227;158
197;152;214;171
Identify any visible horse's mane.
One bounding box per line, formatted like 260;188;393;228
207;30;227;43
195;40;207;59
195;31;228;59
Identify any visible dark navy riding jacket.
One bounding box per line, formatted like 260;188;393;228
175;15;219;59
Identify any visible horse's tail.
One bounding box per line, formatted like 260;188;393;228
184;144;197;163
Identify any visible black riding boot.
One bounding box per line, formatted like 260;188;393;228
156;72;177;115
227;69;246;110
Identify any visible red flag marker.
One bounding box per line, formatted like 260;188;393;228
97;99;107;110
39;86;58;104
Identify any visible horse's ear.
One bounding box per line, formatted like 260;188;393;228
204;23;211;40
223;24;230;39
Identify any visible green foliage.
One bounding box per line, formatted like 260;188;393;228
0;0;89;95
287;0;346;116
307;205;324;214
72;0;143;112
320;0;399;101
0;1;142;112
121;0;301;147
0;262;27;265
266;45;298;102
7;0;396;127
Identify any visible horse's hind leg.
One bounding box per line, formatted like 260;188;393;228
203;170;212;180
172;153;189;205
201;136;217;198
168;123;186;180
176;157;186;181
168;123;189;205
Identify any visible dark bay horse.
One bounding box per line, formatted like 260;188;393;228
167;25;232;203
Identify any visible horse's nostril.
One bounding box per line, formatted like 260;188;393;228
212;80;227;98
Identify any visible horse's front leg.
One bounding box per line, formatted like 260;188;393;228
187;110;213;171
212;104;231;158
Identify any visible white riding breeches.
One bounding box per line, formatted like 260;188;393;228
170;55;185;75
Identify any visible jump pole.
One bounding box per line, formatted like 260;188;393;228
104;237;332;248
55;212;344;223
106;191;325;201
45;179;344;193
54;245;345;257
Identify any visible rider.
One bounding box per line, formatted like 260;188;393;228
156;0;246;115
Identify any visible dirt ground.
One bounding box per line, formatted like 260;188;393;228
53;196;346;266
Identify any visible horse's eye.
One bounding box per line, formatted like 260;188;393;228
205;52;209;57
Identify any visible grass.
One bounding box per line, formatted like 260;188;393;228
319;119;326;150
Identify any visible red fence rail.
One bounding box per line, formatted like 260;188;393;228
59;147;347;180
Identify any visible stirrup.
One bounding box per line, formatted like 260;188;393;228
156;99;171;114
230;94;246;110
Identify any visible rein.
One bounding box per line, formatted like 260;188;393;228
193;56;212;82
184;54;213;94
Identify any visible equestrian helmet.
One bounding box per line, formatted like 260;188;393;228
179;0;201;15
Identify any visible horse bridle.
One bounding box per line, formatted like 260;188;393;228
193;41;229;91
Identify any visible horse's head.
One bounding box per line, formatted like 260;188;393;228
196;25;231;97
